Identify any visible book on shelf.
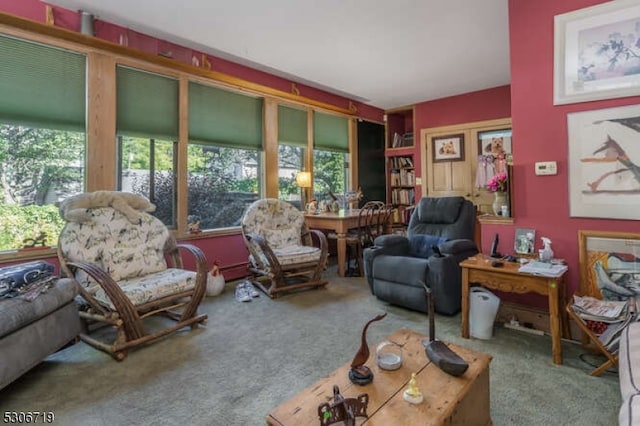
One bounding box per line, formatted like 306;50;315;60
401;132;414;147
392;132;402;148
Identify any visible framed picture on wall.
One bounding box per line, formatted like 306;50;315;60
554;0;640;105
477;128;512;160
567;104;640;220
432;133;464;163
578;230;640;300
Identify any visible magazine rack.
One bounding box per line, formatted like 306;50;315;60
566;297;619;377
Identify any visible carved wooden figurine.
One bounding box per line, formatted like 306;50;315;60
349;313;387;385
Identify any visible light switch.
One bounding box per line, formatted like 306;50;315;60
415;177;422;185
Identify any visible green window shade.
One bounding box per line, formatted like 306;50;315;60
278;105;307;147
0;35;86;131
117;66;179;140
313;111;348;153
188;82;263;150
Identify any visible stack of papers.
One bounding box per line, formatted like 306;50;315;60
571;295;637;354
518;261;568;277
571;295;629;322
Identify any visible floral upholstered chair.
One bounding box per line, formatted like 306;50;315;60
241;198;328;298
57;191;208;360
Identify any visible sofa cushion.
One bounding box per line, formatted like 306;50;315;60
619;322;640;426
0;278;77;339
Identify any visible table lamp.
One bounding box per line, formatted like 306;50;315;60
296;171;312;208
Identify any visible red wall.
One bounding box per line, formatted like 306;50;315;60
499;0;640;307
408;86;512;200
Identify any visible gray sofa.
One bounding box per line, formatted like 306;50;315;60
0;278;81;389
363;197;478;315
619;321;640;425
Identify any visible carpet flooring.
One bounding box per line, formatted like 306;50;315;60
1;265;620;425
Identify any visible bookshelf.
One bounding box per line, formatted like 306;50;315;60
386;107;414;149
387;154;416;232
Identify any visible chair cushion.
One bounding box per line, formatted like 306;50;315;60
409;235;449;258
60;207;169;286
242;199;305;237
94;268;196;309
416;197;464;224
262;227;301;250
274;245;323;265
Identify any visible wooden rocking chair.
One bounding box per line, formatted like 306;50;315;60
57;192;208;360
241;198;329;298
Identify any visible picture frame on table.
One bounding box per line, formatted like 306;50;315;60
567;104;640;220
514;228;536;255
554;0;640;105
432;133;464;163
578;230;640;301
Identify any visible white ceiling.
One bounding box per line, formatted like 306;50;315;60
47;0;511;110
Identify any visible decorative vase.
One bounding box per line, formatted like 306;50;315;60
492;191;508;216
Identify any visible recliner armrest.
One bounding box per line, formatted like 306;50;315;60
372;234;411;253
440;239;477;255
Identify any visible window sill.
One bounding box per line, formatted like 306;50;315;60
0;247;57;265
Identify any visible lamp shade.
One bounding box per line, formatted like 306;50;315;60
296;171;311;188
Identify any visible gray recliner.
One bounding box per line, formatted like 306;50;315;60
363;197;478;315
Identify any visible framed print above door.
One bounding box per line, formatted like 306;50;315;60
567;104;640;220
554;0;640;105
432;133;465;163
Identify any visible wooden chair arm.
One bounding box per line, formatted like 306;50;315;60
171;242;208;308
66;260;144;339
246;233;279;265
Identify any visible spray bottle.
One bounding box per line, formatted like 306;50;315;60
539;237;554;262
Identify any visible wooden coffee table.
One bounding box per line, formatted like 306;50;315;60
266;328;492;425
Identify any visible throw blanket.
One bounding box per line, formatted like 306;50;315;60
0;261;55;300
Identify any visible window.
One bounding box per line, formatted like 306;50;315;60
278;144;304;206
188;82;263;230
187;144;260;229
313;150;348;198
313;111;350;199
116;66;179;227
277;105;308;207
118;136;177;226
0;35;86;251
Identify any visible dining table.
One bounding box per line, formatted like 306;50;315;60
304;209;390;277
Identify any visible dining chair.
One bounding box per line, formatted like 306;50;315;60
344;201;392;276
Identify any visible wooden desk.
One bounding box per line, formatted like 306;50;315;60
305;210;387;277
266;328;492;425
460;254;569;365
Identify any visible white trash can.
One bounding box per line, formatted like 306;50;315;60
469;287;500;339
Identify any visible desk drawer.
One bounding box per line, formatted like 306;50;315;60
468;269;550;295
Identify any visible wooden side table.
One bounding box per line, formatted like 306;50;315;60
460;254;569;365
